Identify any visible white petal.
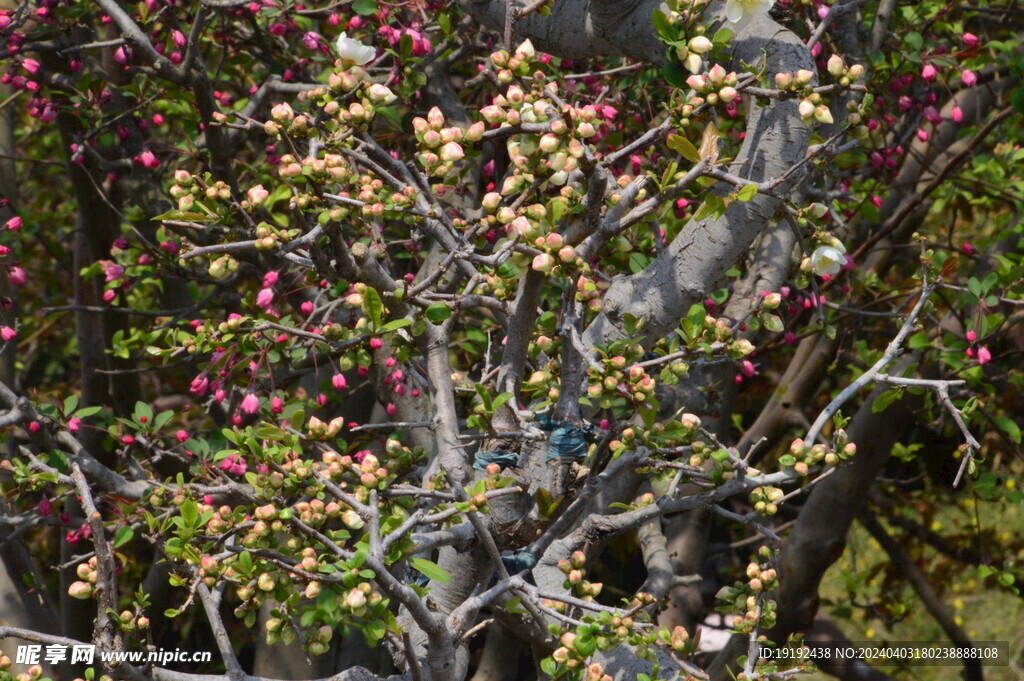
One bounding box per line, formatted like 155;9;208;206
726;0;745;23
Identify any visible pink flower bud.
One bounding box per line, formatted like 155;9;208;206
961;69;977;87
0;326;14;342
921;64;937;82
256;287;274;310
7;266;25;287
4;216;22;230
247;184;270;206
332;373;347;390
241;393;260;414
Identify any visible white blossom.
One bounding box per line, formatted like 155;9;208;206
809;245;845;276
724;0;775;27
335;33;375;65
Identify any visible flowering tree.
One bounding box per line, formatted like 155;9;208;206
0;2;1022;681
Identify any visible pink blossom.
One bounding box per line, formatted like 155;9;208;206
105;263;125;282
22;58;40;75
190;375;209;396
113;46;130;64
316;393;327;406
172;29;187;47
219;453;248;476
240;392;260;414
38;499;52;516
961;69;977;87
386;402;397;416
332;373;347;390
300;301;314;315
137;150;159;168
176;430;189;443
256;287;275;310
369;337;383;350
961;242;976;255
951;106;963;123
966;330;977;343
271;396;283;413
962;33;979;48
262;271;278;287
302;31;321;50
921;64;937;82
0;326;14;342
7;266;25;287
67;417;81;432
103;289;116;304
739;360;756;378
977;346;992;365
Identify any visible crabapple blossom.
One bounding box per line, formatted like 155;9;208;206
809;245;846;276
335;32;375;65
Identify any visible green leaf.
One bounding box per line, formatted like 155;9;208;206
74;406;103;419
114;525;134;548
628;252;649;274
761;313;783;333
872;387;903;413
425;303;452;323
540;658;557;676
712;27;735;44
352;0;378;15
134;401;153;424
151;209;217;223
379;318;412;333
574;633;597;657
153;410;174;431
661;62;688;87
993;416;1021;444
492;393;515;411
666;134;700;164
63;395;79;415
736;184;758;202
363;288;384;326
409;558;451;584
363;619;386;646
180;499;198;527
651;9;673;39
907;332;931;349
